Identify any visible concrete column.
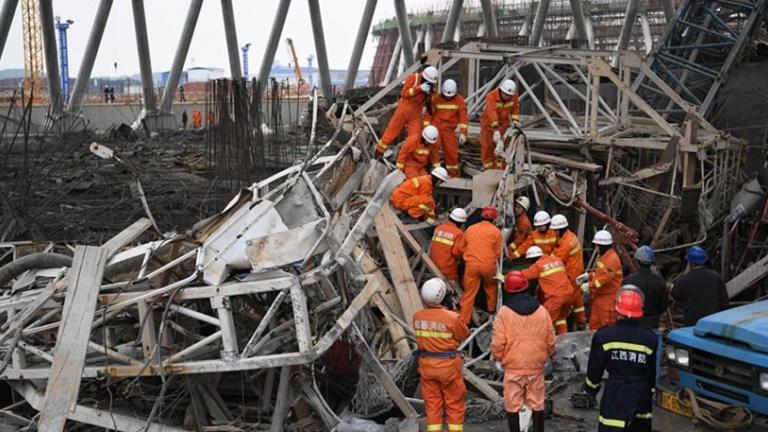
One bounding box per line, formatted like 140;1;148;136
441;0;463;43
382;35;400;85
159;0;203;113
530;0;551;47
67;0;113;113
479;0;499;38
0;0;19;61
662;0;676;24
640;13;653;54
131;0;156;113
38;0;62;114
616;0;640;53
220;0;242;80
345;0;377;92
255;0;291;101
307;0;333;102
393;0;414;66
569;0;589;45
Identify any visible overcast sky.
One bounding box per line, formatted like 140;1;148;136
0;0;453;77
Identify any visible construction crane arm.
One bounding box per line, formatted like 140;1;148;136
286;38;304;87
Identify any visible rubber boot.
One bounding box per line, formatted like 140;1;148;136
532;410;545;432
506;411;520;432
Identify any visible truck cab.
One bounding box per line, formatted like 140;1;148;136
662;300;768;415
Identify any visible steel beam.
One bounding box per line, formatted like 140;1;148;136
345;0;377;92
616;0;640;53
159;0;203;113
308;0;333;103
585;13;595;48
67;0;113;113
220;0;242;80
442;0;464;43
479;0;499;38
640;13;653;54
256;0;291;101
530;0;551;47
0;0;18;61
393;0;414;66
131;0;156;113
569;0;589;45
38;0;62;114
662;0;676;23
382;35;401;85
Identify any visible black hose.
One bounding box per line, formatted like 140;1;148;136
0;253;72;288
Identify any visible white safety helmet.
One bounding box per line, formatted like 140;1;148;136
533;211;551;227
449;208;468;223
422;125;439;144
550;214;568;230
500;79;517;96
526;246;544;259
421;278;447;306
431;166;450;182
515;196;530;212
592;230;614;246
442;79;458;97
422;66;439;84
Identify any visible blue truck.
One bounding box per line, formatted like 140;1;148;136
662;300;768;417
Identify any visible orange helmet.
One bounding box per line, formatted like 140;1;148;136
615;285;644;318
481;206;498;221
504;271;529;293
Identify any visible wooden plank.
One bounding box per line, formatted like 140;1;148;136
100;218;152;258
727;253;768;299
462;367;503;402
270;366;292;432
38;246;108;432
529;151;603;172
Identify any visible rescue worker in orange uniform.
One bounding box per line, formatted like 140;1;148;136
577;230;624;330
424;79;468;177
509;211;557;259
455;207;502;324
430;208;467;284
413;278;469;432
376;66;439;155
396;125;441;178
480;79;520;170
390;167;450;224
491;271;555;432
550;214;587;328
506;196;532;257
521;246;573;335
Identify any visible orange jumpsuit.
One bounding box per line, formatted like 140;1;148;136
521;255;573;334
491;302;555;412
396;133;440;179
390;175;436;223
506;213;532;257
430;222;464;282
508;228;557;259
376;73;429;154
424;93;469;177
480;89;520;170
587;248;624;330
552;230;587;324
455;221;501;323
413;306;469;432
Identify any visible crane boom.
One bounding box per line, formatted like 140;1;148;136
285;38;304;90
20;0;44;103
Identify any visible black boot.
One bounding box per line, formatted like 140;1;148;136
532;410;545;432
506;411;520;432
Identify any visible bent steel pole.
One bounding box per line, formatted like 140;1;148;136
529;0;551;47
308;0;333;103
393;0;414;66
442;0;464;43
220;0;242;80
38;0;62;114
479;0;498;38
569;0;589;45
67;0;113;113
345;0;377;92
0;0;18;61
382;35;400;85
131;0;156;113
160;0;203;113
616;0;640;53
255;0;291;102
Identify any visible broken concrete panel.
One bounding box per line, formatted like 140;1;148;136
246;219;329;272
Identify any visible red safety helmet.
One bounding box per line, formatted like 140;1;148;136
615;285;644;318
481;206;498;221
504;271;529;293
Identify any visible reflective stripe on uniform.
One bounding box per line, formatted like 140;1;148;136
599;416;625;428
490;121;499;128
396;163;405;169
573;306;585;313
602;342;654;355
535;237;557;245
508;242;517;250
585;377;600;389
408;88;415;96
594;280;602;289
496;102;516;108
416;330;453;338
432;236;455;246
415;149;430;155
446;164;460;169
377;140;388;150
636;412;652;419
433;163;442;168
569;246;582;255
448;424;463;431
555;319;567;326
427;425;442;431
483;162;495;168
435;103;459;110
458;123;468;128
423;120;431;126
412;178;420;187
540;265;566;277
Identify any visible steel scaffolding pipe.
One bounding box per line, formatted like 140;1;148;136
38;0;62;114
441;0;464;43
160;0;203;113
0;0;18;61
393;0;414;66
479;0;499;38
256;0;291;102
131;0;156;113
529;0;551;47
382;35;401;85
67;0;113;114
662;0;676;23
308;0;333;104
345;0;377;92
220;0;242;80
568;0;589;45
616;0;640;53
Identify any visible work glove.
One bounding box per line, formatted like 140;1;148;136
512;120;521;129
492;130;502;144
580;282;590;294
459;134;467;145
576;273;590;285
420;82;432;93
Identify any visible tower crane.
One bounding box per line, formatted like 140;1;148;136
20;0;44;103
285;38;306;94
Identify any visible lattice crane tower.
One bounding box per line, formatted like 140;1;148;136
20;0;44;103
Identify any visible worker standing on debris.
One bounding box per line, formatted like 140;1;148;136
550;214;587;328
492;271;555;432
509;211;556;259
506;196;532;257
430;208;467;285
413;278;469;432
671;246;728;326
396;125;441;178
376;66;439;155
578;230;624;330
390;167;450;224
623;246;668;330
577;285;656;432
424;79;468;177
455;207;502;324
521;246;573;334
480;79;520;170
